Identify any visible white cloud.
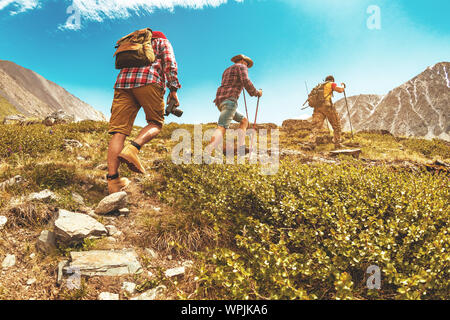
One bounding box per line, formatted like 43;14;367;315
0;0;39;14
0;0;244;29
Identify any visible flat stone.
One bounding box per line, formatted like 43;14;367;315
54;209;108;244
105;225;120;237
98;292;119;300
0;216;7;229
122;282;137;294
0;175;23;190
65;249;142;277
119;208;130;215
182;260;194;268
26;278;36;286
71;192;85;205
164;266;185;278
329;149;362;159
131;285;166;300
2;254;16;269
95;192;127;215
145;248;158;259
56;260;69;286
36;230;56;253
28;189;57;202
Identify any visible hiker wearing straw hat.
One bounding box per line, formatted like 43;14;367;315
205;54;263;158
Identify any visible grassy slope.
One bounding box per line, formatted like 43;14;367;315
0;122;448;300
0;95;19;120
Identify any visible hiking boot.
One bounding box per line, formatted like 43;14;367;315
108;177;130;194
118;145;146;174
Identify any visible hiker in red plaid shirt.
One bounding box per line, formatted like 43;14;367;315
107;30;181;194
205;54;262;160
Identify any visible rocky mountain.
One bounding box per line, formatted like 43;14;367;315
335;62;450;141
0;60;105;121
334;94;384;132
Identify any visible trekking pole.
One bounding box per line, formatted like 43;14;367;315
243;90;249;125
343;87;354;140
253;95;261;130
249;94;261;154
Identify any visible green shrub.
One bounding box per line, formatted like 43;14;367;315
399;138;450;159
61;120;108;134
0;121;108;159
29;163;76;190
151;160;449;300
0;124;65;158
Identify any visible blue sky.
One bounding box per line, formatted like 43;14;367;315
0;0;449;126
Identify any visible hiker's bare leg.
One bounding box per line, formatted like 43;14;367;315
238;118;249;147
206;126;226;154
134;123;162;146
309;111;325;143
108;133;127;176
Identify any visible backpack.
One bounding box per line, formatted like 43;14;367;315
114;28;156;69
307;82;333;108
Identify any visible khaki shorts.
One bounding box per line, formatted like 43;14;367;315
109;83;165;136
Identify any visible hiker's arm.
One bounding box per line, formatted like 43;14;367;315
238;65;259;97
334;86;345;93
334;83;346;93
161;40;181;92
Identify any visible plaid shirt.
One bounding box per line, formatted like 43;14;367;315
114;38;181;91
214;63;259;107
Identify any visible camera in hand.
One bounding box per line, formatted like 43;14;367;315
165;98;183;117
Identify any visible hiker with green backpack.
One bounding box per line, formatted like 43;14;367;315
106;28;181;194
306;75;346;149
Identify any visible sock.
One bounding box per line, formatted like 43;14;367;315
131;141;142;151
106;173;119;180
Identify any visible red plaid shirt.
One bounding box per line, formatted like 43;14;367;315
214;63;259;107
114;37;181;91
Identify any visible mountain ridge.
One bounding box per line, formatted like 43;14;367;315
0;60;105;121
335;62;450;141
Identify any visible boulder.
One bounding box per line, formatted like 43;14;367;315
105;225;121;237
54;209;108;244
145;248;159;259
43;110;75;126
71;192;85;205
98;292;119;300
131;285;166;300
122;282;137;295
95;192;127;215
2;254;16;269
164;266;185;278
3;114;26;125
64;139;83;148
65;249;142;277
0;175;23;190
36;230;56;253
0;216;7;229
28;189;57;202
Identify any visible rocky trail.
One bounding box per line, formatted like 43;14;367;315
0;159;196;300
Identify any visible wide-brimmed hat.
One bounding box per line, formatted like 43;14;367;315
231;54;254;68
